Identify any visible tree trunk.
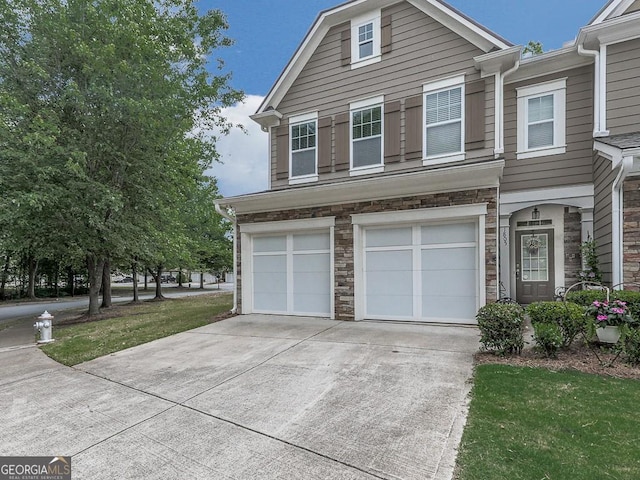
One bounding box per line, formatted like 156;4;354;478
0;253;10;300
144;271;148;291
151;265;164;300
27;255;38;299
54;263;60;298
132;261;139;302
200;271;204;289
87;255;105;316
178;268;183;287
101;257;112;308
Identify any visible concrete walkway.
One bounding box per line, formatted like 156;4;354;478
0;315;479;480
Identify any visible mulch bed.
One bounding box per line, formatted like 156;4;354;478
475;342;640;380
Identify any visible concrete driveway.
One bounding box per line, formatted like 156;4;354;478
0;315;479;479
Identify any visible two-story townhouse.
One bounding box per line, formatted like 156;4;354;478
215;0;640;325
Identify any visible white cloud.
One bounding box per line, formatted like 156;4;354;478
205;95;269;197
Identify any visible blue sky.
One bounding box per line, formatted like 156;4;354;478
204;0;607;196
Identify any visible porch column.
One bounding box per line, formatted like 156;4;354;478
499;214;511;298
579;208;593;244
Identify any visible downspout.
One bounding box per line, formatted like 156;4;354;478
496;59;520;155
215;203;238;313
611;157;633;289
577;44;601;135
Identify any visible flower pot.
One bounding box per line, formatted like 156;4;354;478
596;325;621;344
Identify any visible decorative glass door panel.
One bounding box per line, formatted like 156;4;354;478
520;233;548;282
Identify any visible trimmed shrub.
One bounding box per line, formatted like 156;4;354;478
565;290;607;307
621;326;640;366
526;301;585;347
477;303;525;355
533;323;563;358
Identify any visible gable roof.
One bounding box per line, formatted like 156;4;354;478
254;0;512;116
589;0;640;24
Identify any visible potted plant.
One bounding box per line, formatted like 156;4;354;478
585;299;635;343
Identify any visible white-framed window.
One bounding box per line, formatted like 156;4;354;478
350;96;384;175
423;75;465;164
516;78;566;160
289;112;318;184
351;11;381;68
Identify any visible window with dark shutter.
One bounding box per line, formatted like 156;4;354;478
341;29;351;66
381;14;392;54
318;117;332;174
334;113;350;171
465;80;486;151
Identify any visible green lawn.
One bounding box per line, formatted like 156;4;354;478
41;293;233;366
456;364;640;480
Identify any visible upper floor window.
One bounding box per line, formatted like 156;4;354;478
289;112;318;183
517;78;566;160
423;76;465;164
351;11;381;68
350;96;384;175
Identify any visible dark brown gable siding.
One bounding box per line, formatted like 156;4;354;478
405;95;423;161
275;126;289;180
318;117;333;173
334;113;350;171
381;14;392;54
341;29;351;67
465;79;486;150
384;101;401;163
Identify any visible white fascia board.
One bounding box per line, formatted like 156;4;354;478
579;11;640;47
219;160;504;215
504;47;592;85
250;110;283;131
406;0;511;52
474;46;522;77
594;141;623;164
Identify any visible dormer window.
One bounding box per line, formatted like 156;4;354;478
351;11;381;68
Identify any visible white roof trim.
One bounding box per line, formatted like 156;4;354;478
589;0;637;25
256;0;511;116
216;160;504;215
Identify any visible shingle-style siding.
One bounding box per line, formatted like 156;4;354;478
593;154;615;284
236;188;498;319
501;66;594;192
269;1;494;188
607;38;640;136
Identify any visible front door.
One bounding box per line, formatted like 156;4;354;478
515;229;554;304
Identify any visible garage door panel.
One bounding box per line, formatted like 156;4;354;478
253;255;287;273
366;250;412;271
293;293;331;315
253;272;287;294
293;271;331;295
366;227;413;247
293;253;330;273
422;294;476;319
254;293;287;312
421;223;475;244
367;294;413;317
366;270;412;295
422;269;476;295
421;247;475;271
293;233;330;251
253;236;286;252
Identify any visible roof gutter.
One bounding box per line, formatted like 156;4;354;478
495;58;520;155
577;43;608;137
214;203;238;314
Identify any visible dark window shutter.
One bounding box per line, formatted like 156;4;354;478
341;29;351;66
405;95;423;161
334;113;350;171
384;101;401;163
275;126;289;180
318;117;332;174
465;80;486;151
381;14;392;54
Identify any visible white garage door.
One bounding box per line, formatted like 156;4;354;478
364;222;478;323
252;232;331;316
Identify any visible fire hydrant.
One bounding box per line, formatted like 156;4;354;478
34;311;55;344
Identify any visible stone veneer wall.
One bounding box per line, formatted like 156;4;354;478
564;208;582;287
236;188;498;320
623;178;640;289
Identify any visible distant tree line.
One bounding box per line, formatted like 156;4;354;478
0;0;242;315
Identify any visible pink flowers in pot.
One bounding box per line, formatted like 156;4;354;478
586;299;633;327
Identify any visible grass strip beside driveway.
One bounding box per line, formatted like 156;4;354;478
41;293;232;366
455;364;640;480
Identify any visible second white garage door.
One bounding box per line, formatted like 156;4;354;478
364;222;479;323
252;231;331;316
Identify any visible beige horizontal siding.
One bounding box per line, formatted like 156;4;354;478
501;66;594;192
607;38;640;135
593;154;614;284
270;1;493;186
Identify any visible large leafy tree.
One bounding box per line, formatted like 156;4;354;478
0;0;242;313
